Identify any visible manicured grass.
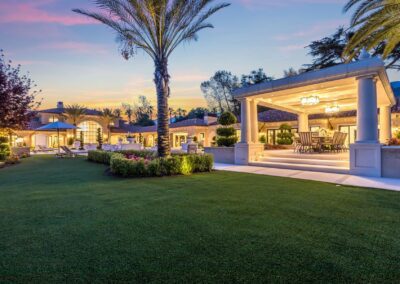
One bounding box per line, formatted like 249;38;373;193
1;156;400;282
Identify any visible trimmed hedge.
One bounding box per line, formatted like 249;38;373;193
88;150;213;178
87;150;124;165
110;154;213;178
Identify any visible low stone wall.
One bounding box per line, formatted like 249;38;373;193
382;146;400;178
204;147;235;164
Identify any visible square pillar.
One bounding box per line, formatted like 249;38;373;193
235;98;263;165
250;99;259;143
298;113;309;132
379;105;392;144
240;98;251;143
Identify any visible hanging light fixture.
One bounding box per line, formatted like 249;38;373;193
325;105;340;113
300;95;320;106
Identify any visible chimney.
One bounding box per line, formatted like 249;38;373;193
57;101;64;109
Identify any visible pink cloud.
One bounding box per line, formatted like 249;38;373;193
237;0;346;8
0;0;97;26
39;41;109;54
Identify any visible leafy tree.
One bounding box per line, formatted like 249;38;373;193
113;108;122;118
64;104;86;140
122;103;133;124
343;0;400;61
0;50;41;138
187;107;210;119
241;68;273;87
283;67;305;78
73;0;229;157
133;96;156;126
201;70;240;115
304;27;400;71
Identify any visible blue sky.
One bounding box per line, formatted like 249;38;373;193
1;0;399;110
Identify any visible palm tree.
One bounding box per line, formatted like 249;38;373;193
73;0;229;157
101;108;116;143
122;103;134;124
343;0;400;59
64;104;86;140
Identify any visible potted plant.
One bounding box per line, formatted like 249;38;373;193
276;124;294;148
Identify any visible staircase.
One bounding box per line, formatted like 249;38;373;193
250;150;350;174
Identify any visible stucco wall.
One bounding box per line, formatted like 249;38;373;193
204;147;235;164
382;147;400;178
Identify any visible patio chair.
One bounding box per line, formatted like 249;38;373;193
338;132;348;152
298;132;319;153
60;146;77;158
36;145;54;152
293;133;301;153
330;132;347;152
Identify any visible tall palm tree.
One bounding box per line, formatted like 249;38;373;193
101;108;116;143
73;0;229;157
64;104;86;140
343;0;400;59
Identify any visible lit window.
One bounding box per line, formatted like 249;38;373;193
77;121;102;144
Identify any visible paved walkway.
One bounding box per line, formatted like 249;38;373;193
214;163;400;192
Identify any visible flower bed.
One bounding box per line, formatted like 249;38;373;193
88;150;213;178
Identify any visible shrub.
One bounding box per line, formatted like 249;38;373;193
111;153;213;178
216;111;238;147
388;138;400;146
218;111;237;126
0;136;10;161
5;155;20;165
96;128;103;150
217;136;238;147
116;149;156;159
276;124;294;145
216;127;236;137
87;150;124;165
259;135;266;144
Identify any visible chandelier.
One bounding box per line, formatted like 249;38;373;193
325;105;340;113
300;96;320;106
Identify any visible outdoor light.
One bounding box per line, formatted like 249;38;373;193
325;105;340;113
300;96;320;106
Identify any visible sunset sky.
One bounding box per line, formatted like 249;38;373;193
1;0;399;111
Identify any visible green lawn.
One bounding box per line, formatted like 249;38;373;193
1;156;400;282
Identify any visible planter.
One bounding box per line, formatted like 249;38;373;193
382;146;400;178
204;147;234;164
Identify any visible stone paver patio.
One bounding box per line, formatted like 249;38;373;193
214;163;400;191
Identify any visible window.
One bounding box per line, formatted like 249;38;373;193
339;125;357;146
77;121;102;144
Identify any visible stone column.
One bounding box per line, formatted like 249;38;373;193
379;105;392;144
356;76;378;143
240;98;251;143
298;113;309;132
350;75;381;177
250;100;259;143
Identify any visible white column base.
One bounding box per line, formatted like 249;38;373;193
350;143;382;177
234;143;264;165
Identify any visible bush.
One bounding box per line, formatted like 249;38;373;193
116;149;156;159
216;127;236;137
0;136;10;161
276;124;294;145
87;150;124;165
217;137;238;147
5;155;20;165
111;153;213;178
218;111;237;126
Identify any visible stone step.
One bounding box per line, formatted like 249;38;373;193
260;150;349;161
249;161;350;174
259;157;349;167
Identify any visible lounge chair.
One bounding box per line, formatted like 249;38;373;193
60;146;77;158
35;145;54;153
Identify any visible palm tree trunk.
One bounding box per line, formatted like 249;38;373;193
154;57;170;157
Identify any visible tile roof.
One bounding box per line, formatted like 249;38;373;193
39;108;102;116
